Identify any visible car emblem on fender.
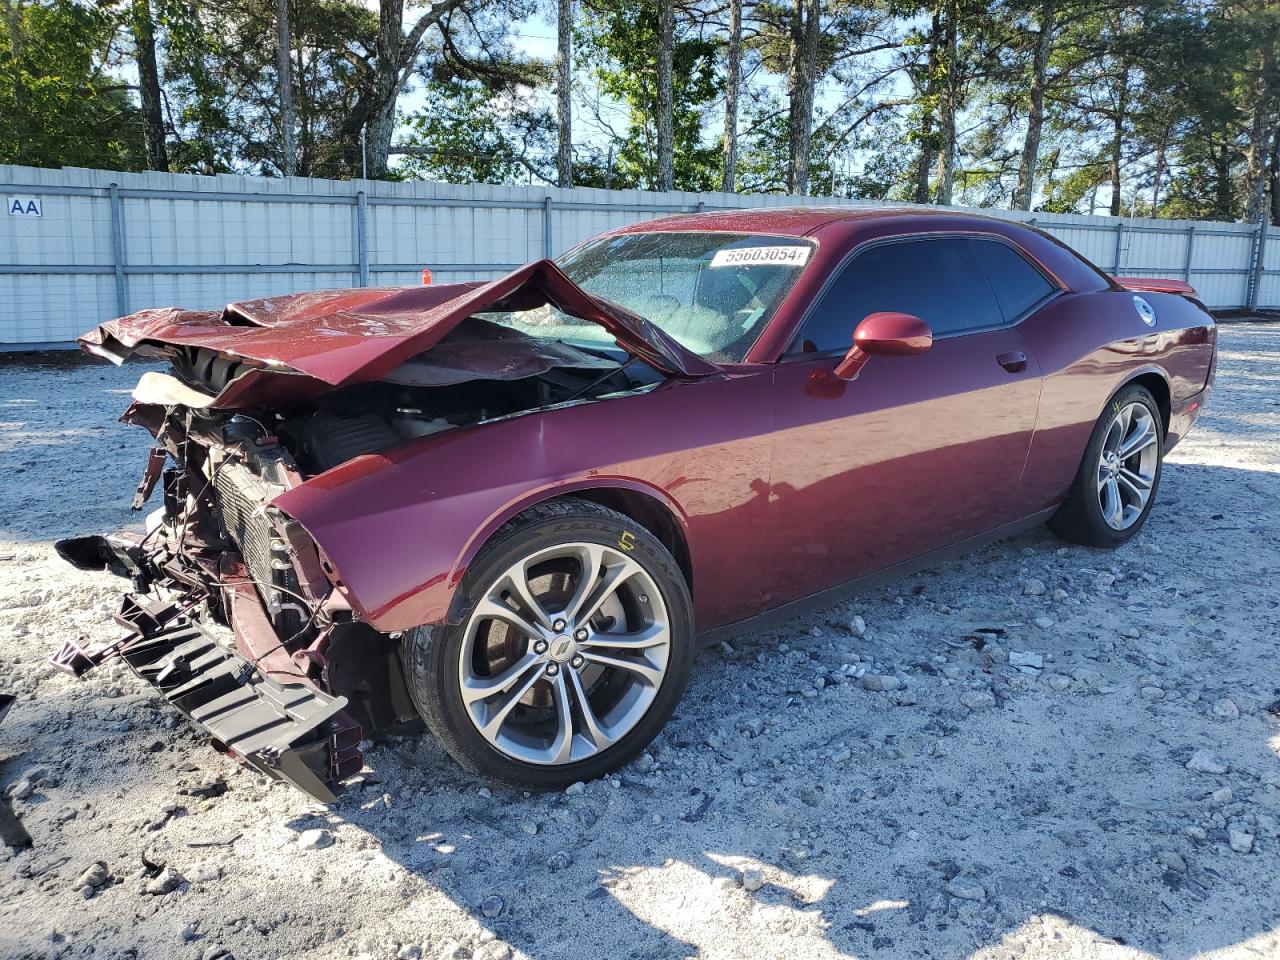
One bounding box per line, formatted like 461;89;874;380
1133;296;1156;326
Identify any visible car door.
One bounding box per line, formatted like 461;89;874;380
763;234;1047;608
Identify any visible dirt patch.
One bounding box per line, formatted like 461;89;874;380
1;326;1278;960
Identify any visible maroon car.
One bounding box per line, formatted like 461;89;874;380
55;208;1216;800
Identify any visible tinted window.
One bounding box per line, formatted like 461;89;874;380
795;237;1003;352
969;239;1055;320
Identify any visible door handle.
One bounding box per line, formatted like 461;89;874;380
997;351;1027;373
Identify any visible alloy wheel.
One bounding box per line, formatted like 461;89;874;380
1096;400;1159;530
457;542;671;765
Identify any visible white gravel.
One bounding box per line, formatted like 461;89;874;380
2;322;1279;960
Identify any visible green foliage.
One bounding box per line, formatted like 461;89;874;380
736;99;868;196
1039;157;1108;213
158;0;378;176
399;77;554;183
395;0;554;183
0;0;144;169
573;0;721;190
735;101;794;193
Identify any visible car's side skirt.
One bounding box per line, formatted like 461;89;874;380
696;506;1059;647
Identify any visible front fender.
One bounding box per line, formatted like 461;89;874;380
271;406;717;633
271;434;621;633
437;475;692;625
279;461;692;634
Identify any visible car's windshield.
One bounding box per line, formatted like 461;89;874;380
478;232;816;364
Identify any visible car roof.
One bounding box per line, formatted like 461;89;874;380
609;205;1025;238
599;204;1113;363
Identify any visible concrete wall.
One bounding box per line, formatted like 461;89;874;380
0;164;1272;347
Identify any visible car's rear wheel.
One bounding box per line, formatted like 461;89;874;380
1048;383;1164;547
400;499;694;787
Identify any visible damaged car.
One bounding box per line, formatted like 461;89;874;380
54;208;1217;801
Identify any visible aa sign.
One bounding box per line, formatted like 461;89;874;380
8;197;42;217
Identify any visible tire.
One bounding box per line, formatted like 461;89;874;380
400;498;694;788
1048;383;1164;548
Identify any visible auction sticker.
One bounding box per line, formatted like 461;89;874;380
710;245;811;268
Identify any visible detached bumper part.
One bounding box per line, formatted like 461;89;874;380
55;533;148;581
51;535;362;803
121;618;361;803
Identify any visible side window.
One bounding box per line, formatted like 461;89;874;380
968;239;1056;321
795;237;1003;352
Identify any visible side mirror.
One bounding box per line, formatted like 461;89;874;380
833;312;933;381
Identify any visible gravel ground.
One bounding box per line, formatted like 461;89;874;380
1;323;1278;960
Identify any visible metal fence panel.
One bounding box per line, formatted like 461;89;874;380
0;163;1275;347
1259;221;1280;308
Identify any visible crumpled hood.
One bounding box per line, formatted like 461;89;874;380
80;259;718;400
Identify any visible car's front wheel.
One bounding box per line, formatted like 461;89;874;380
400;499;694;787
1049;383;1164;547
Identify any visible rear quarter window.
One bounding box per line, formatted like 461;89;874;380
969;239;1056;321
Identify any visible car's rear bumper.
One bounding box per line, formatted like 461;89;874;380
52;533;362;802
1165;384;1210;453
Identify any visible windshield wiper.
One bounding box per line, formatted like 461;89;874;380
561;354;641;403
